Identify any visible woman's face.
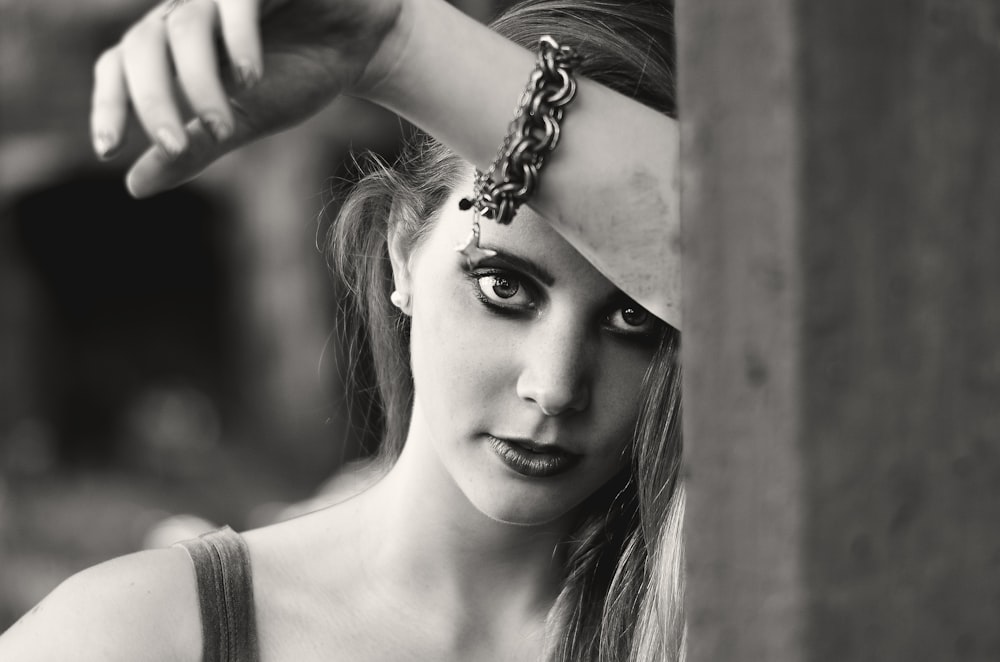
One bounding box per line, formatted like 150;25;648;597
393;185;665;526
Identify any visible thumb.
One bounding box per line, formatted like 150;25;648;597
125;116;251;198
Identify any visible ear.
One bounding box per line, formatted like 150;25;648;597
387;224;414;315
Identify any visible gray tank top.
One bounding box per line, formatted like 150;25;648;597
175;527;260;662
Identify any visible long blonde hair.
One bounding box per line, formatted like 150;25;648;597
325;1;684;658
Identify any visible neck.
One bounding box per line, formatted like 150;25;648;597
353;406;573;620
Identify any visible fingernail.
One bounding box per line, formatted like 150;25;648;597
126;171;153;200
155;127;185;159
201;113;232;142
93;131;119;159
234;59;260;89
125;170;141;199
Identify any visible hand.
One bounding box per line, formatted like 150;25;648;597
91;0;408;197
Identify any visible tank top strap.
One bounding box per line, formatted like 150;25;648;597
175;526;260;662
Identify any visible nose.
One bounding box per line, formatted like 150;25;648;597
515;317;591;416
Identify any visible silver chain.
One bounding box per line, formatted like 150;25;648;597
459;36;582;225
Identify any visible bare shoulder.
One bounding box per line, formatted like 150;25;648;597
0;546;201;662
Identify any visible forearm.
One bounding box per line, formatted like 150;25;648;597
362;0;681;325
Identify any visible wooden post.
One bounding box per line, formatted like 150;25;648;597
678;1;1000;659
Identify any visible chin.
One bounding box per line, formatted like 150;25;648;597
460;480;584;528
448;449;625;529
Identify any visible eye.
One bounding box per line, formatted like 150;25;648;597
474;271;535;309
606;302;659;336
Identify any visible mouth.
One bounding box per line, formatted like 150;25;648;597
486;434;582;478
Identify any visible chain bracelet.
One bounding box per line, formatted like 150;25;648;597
459;36;582;225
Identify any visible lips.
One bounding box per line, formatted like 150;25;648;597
486;434;582;478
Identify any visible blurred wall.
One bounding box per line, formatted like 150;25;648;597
0;0;510;630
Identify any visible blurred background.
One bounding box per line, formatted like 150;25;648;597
0;0;507;629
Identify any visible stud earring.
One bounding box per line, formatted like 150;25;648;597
390;290;410;311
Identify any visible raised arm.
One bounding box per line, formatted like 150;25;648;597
92;0;679;325
366;0;680;326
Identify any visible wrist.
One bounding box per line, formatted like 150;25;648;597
351;0;538;174
353;0;432;104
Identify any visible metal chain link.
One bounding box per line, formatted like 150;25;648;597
459;36;582;225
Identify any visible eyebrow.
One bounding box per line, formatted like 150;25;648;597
481;250;556;286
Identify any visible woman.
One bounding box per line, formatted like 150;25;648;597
0;0;684;660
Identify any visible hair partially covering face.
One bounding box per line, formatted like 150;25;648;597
324;1;683;659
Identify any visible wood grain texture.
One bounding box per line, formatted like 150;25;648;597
678;0;1000;659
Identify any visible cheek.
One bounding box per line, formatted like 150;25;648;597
408;267;509;424
589;346;654;454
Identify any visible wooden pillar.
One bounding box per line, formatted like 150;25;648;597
678;1;1000;659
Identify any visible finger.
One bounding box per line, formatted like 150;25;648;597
121;16;189;159
216;0;264;88
126;116;242;198
164;0;234;142
91;47;129;159
125;86;271;197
